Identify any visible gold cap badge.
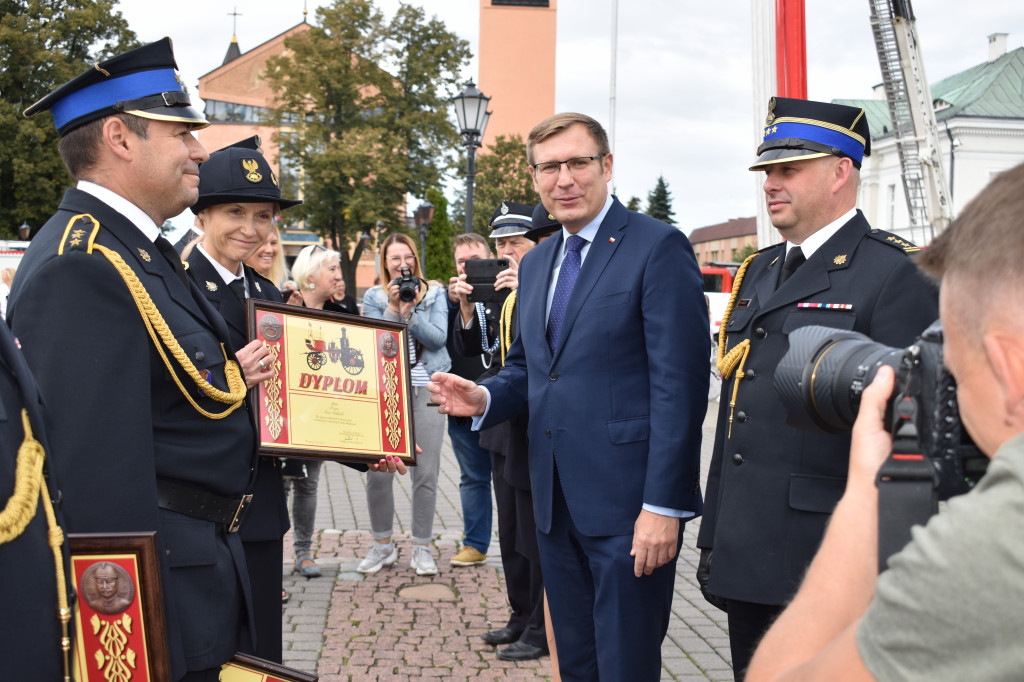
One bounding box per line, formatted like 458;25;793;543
242;158;263;183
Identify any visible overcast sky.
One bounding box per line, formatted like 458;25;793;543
113;0;1024;235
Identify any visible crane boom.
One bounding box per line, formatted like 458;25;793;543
868;0;952;240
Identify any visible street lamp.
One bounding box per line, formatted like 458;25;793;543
18;221;30;240
414;201;435;271
451;80;492;233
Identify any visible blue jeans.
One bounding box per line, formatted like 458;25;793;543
447;417;492;553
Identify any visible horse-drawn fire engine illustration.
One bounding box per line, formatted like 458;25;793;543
303;324;365;374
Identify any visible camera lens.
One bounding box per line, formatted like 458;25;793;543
774;325;903;433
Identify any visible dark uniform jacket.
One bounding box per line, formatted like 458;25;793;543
0;321;73;681
8;188;257;678
697;211;939;605
454;294;532;490
184;250;290;544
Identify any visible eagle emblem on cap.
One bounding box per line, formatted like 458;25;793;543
500;202;509;215
765;96;777;126
242;159;263;183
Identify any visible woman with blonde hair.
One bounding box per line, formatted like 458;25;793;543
246;220;289;289
358;233;450;575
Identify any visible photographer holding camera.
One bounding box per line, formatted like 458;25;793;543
746;162;1024;681
360;233;450;575
697;97;940;679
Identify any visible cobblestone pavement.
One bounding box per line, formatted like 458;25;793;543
280;400;734;681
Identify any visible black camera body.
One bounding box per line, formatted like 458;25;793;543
775;321;987;501
395;266;419;303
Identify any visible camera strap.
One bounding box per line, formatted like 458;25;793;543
876;395;939;573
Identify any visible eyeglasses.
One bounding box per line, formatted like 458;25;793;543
531;154;606;177
385;255;417;266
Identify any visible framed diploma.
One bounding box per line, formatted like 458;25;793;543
248;300;416;465
221;652;318;681
69;532;170;682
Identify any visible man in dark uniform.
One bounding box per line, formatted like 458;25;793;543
696;97;939;680
0;321;74;681
9;39;258;681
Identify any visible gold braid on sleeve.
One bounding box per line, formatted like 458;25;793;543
715;253;758;439
0;410;72;680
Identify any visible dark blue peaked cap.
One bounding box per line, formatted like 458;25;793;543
525;203;561;243
750;96;871;171
192;136;302;214
24;37;207;136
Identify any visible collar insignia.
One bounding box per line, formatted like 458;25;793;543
833;254;848;265
242;158;263;183
255;281;262;293
137;247;151;262
206;281;218;292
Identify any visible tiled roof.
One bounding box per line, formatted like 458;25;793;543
836;46;1024;141
689;217;756;244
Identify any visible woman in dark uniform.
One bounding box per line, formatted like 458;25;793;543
186;137;405;662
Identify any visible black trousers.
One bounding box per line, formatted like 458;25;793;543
492;452;546;648
725;598;784;681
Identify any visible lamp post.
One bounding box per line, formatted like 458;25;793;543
18;221;30;240
451;81;492;233
414;200;435;274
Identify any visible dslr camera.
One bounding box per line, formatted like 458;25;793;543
774;320;987;502
395;266;419;303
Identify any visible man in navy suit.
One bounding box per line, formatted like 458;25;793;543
429;112;709;680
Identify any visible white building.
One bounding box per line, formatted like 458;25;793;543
844;34;1024;245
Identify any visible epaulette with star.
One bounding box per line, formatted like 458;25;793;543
867;229;921;253
57;214;101;255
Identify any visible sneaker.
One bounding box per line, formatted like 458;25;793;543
450;546;487;567
357;542;397;574
410;545;437;576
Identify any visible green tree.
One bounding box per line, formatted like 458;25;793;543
264;0;470;286
732;243;758;262
0;0;137;237
468;134;540;235
626;196;642;212
422;187;452;282
645;175;676;225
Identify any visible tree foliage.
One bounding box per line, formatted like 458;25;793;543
645;175;676;226
465;134;540;235
732;243;758;262
422;187;452;282
0;0;137;237
625;196;642;212
263;0;470;285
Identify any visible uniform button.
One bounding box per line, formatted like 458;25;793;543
732;453;744;465
736;411;748;423
754;327;767;338
195;351;206;362
744;369;757;381
545;430;552;438
549;372;559;381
